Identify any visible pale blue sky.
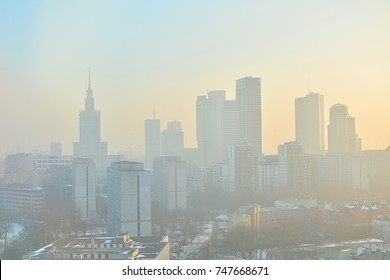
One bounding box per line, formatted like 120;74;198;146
1;0;390;155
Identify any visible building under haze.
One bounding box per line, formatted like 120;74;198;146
50;142;62;156
328;103;361;154
152;156;187;211
259;155;279;193
107;161;151;236
161;121;184;157
278;141;311;193
72;158;97;221
236;76;262;156
4;153;36;186
73;72;108;177
196;91;225;167
144;114;161;169
227;143;259;193
295;92;324;154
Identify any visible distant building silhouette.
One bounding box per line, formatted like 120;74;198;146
196;91;225;167
161;121;184;157
144;114;161;169
50;142;62;156
227;143;259;193
73;72;108;177
152;156;187;211
236;76;262;156
328;103;361;154
295;92;324;154
278;141;311;193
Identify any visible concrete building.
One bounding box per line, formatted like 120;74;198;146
227;143;259;193
186;164;207;208
27;233;170;260
152;156;187;211
4;153;35;185
0;183;44;219
278;141;311;193
107;161;151;236
328;103;361;154
72;158;97;221
73;72;108;177
236;76;262;156
161;121;184;157
42;165;73;212
144;115;161;169
222;99;240;159
295;92;324;154
373;216;390;242
311;148;390;191
33;155;72;172
230;204;261;231
259;155;278;193
196;91;226;167
50;142;62;156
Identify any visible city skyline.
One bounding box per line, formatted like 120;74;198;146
1;1;390;156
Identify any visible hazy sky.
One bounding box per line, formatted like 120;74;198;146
1;0;390;156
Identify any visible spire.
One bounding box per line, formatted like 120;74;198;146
88;69;91;89
85;69;94;110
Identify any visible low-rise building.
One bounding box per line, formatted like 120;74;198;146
26;234;169;260
373;216;390;242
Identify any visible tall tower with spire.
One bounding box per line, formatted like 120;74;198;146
73;71;108;178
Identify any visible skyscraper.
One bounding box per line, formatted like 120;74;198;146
196;91;225;167
295;92;324;154
72;158;96;221
144;113;161;169
236;76;262;156
222;99;240;158
107;161;151;236
328;103;361;154
73;72;108;177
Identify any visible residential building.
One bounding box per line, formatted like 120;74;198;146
227;143;259;193
152;156;187;211
107;161;151;236
72;158;97;221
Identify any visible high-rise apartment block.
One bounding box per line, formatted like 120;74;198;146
295;92;324;154
72;158;97;221
107;161;151;236
227;143;259;193
152;156;187;211
278;141;311;193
